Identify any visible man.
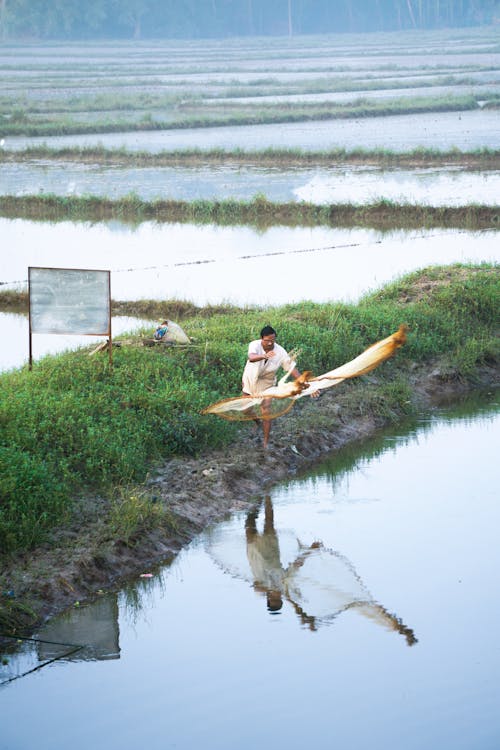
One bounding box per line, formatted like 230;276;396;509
242;325;302;448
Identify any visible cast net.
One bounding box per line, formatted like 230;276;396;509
202;324;408;421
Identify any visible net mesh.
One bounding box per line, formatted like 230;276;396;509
201;394;296;421
202;325;408;421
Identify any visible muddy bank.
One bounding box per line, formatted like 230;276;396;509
1;360;498;636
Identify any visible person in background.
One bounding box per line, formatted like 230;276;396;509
154;320;169;340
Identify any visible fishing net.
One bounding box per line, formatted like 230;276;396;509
163;320;191;344
202;324;408;421
201;394;296;421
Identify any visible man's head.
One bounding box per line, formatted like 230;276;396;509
260;325;276;352
266;590;283;612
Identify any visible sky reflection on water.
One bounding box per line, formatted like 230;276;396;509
1;160;499;207
1;219;498;370
2;220;498;307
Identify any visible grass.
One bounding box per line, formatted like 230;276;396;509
0;94;488;137
0;73;492;116
0;194;498;230
0;263;498;556
2;145;499;168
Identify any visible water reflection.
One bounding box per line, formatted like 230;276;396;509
1;161;499;206
0;312;153;372
243;496;416;643
1;219;498;308
1;395;498;750
37;596;120;662
0;596;120;686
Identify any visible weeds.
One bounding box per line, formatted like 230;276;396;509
0;93;486;137
108;487;166;545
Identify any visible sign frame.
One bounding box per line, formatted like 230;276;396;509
28;266;112;369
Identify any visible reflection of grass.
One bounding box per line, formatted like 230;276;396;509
0;94;486;136
3;145;499;168
0;194;497;230
0;263;497;555
0;291;257;318
0;290;28;312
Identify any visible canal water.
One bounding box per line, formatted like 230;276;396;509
1;392;498;749
2;220;498;371
0;312;154;373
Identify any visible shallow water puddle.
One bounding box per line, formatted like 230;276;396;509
1;393;498;750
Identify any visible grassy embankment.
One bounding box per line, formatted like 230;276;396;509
1;264;498;559
1;72;491;115
0;192;497;230
0;94;494;136
2;145;500;169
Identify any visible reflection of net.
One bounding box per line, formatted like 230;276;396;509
283;546;373;623
202;325;407;421
206;525;416;642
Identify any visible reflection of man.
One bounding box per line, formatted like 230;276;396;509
245;496;284;612
244;496;417;645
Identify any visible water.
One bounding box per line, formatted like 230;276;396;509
2;160;499;207
1;220;497;371
0;312;153;372
2;221;497;306
221;81;500;105
1;393;498;750
3;109;500;153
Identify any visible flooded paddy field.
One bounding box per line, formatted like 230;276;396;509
1;26;499;141
1;28;499;746
3;108;498;153
1;393;499;750
221;81;500;105
1;218;498;371
1;159;499;207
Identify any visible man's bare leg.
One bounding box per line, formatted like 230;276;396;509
262;418;271;448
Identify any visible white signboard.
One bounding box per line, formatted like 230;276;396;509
29;267;111;335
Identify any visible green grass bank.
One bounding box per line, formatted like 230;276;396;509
0;94;490;137
2;145;499;168
1;263;498;561
0;194;498;230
